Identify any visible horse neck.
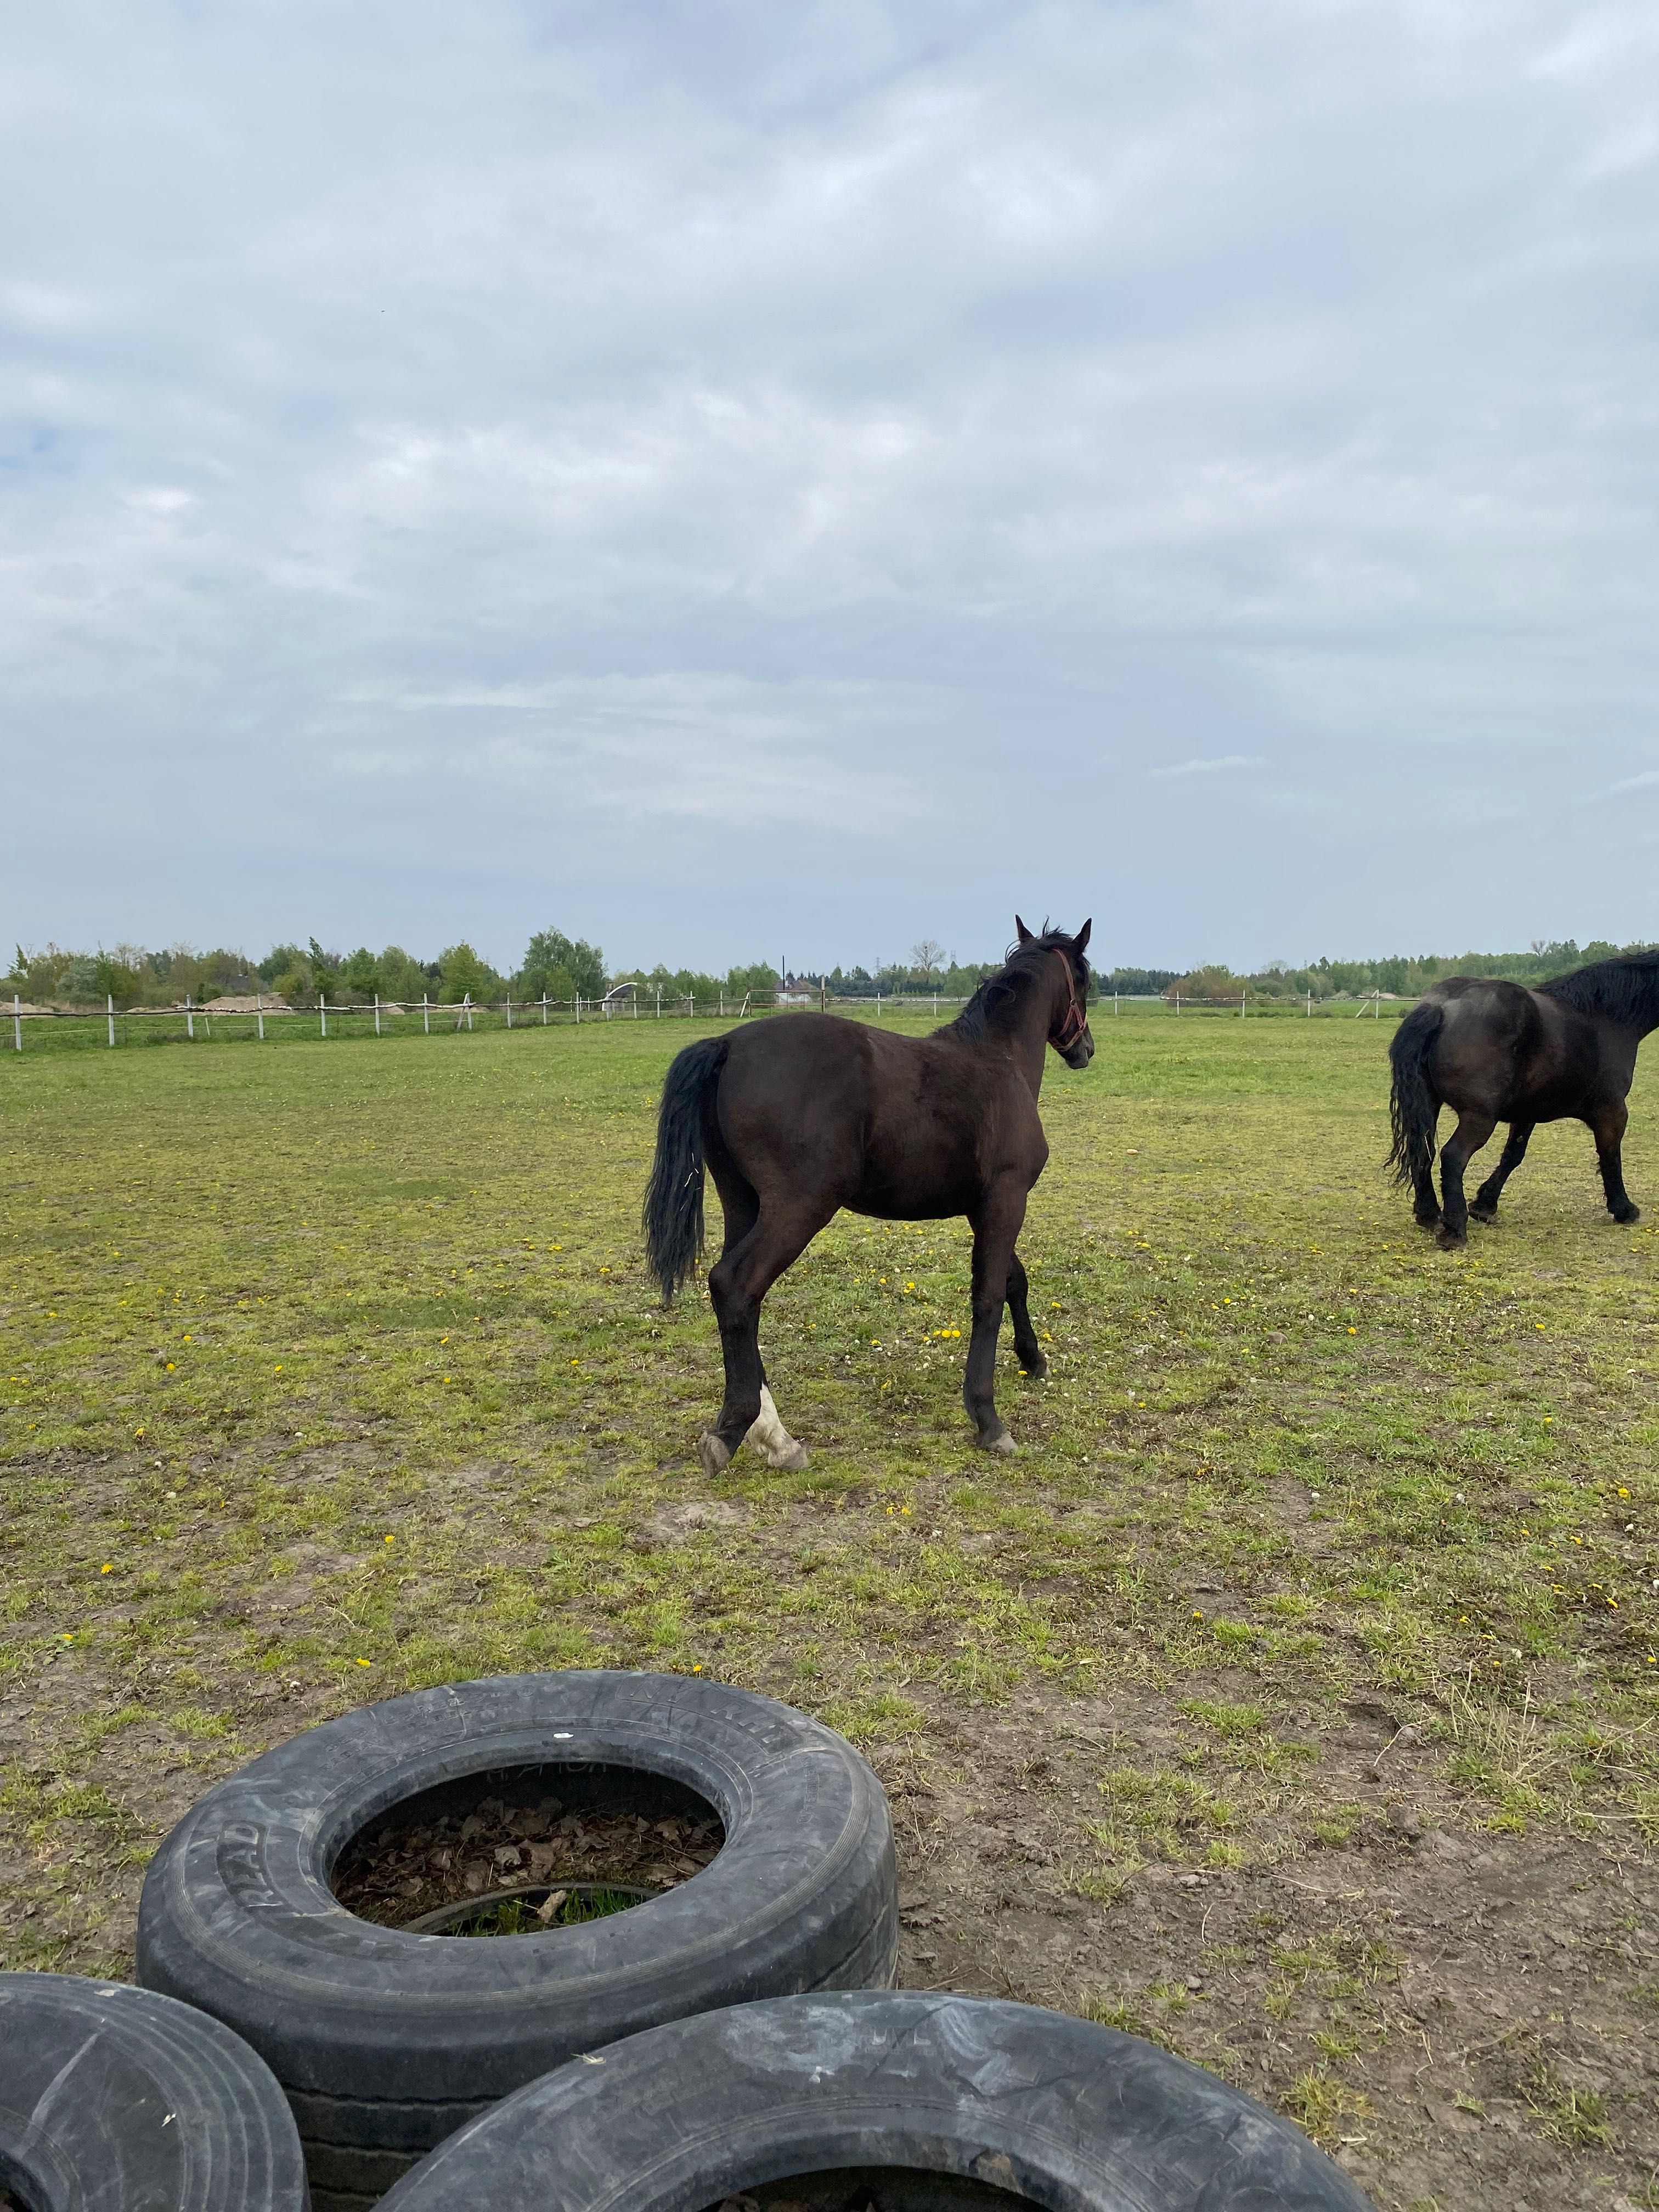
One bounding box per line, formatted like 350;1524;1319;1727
1581;967;1659;1034
985;965;1054;1087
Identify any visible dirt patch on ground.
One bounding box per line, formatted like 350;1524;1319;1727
871;1682;1658;2212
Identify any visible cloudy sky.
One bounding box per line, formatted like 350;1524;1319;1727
5;1;1657;976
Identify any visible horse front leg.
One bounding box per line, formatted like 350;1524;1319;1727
1437;1110;1496;1250
963;1182;1029;1454
1590;1102;1640;1223
1470;1120;1533;1223
1005;1250;1046;1378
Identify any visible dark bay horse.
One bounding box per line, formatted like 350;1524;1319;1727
1387;950;1659;1248
643;919;1094;1474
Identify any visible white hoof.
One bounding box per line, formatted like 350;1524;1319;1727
979;1429;1019;1457
745;1385;809;1471
697;1431;732;1477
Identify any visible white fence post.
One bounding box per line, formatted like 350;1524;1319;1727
541;993;549;1026
107;993;116;1047
374;994;381;1037
257;993;265;1041
422;992;430;1035
1242;989;1246;1019
319;992;327;1039
186;994;195;1040
505;995;512;1029
656;985;662;1018
13;993;20;1052
575;995;581;1025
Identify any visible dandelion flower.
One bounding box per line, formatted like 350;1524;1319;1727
355;1657;371;1667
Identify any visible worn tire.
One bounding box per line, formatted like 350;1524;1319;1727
379;1990;1375;2211
0;1972;308;2212
135;1672;896;2211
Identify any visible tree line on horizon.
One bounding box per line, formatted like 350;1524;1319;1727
4;932;1650;1012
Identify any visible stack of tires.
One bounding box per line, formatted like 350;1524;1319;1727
2;1669;1375;2212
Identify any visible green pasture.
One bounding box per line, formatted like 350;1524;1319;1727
2;1008;1656;2171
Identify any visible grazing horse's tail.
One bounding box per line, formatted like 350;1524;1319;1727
1386;1000;1444;1187
643;1036;731;1304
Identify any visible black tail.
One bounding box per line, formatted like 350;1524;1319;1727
642;1036;730;1303
1386;1000;1444;1188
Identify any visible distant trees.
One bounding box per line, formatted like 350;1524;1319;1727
517;929;606;1002
438;942;503;1004
10;928;1655;1017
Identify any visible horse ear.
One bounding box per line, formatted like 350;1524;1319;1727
1014;915;1034;945
1075;918;1092;953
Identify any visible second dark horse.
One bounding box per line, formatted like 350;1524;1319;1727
1386;949;1659;1248
644;920;1094;1473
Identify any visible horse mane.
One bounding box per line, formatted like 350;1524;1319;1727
948;925;1085;1042
1539;949;1659;1025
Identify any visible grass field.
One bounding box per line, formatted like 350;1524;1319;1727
3;1008;1656;2208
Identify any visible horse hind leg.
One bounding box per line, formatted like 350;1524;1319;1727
744;1383;810;1471
1436;1109;1497;1249
1470;1121;1533;1224
699;1199;832;1474
1005;1250;1046;1379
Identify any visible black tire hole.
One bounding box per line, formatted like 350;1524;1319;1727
330;1762;723;1930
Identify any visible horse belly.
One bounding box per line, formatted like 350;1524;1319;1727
848;1165;974;1222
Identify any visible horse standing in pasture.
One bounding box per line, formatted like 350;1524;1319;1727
1386;950;1659;1248
643;919;1094;1474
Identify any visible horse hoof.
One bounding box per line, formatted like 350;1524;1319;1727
1413;1214;1441;1233
1613;1205;1641;1224
1469;1205;1497;1224
697;1432;733;1477
1020;1356;1048;1381
979;1430;1018;1457
772;1443;810;1471
1435;1227;1466;1252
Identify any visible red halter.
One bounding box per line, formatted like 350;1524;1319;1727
1050;949;1088;1053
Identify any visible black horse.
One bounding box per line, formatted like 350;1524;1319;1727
1387;950;1659;1248
644;919;1094;1473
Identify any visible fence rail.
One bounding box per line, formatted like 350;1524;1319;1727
7;986;1404;1054
7;986;973;1052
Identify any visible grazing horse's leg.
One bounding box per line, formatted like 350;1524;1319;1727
700;1200;832;1476
964;1180;1030;1453
1436;1110;1496;1249
1589;1101;1640;1222
1470;1121;1534;1223
1005;1250;1046;1378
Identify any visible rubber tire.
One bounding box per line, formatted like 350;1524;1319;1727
135;1672;897;2211
0;1972;309;2212
377;1990;1375;2211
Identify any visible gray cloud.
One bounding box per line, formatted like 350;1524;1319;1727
3;1;1658;973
